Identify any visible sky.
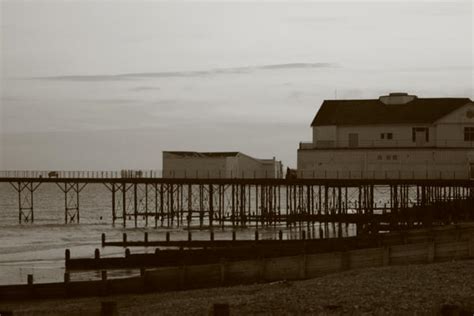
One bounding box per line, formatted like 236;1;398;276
1;0;473;171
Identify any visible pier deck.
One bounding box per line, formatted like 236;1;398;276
1;172;473;230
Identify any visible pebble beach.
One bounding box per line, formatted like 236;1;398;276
1;259;473;315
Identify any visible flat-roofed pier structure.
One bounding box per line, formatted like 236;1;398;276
0;170;473;233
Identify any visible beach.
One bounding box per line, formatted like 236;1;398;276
1;259;473;315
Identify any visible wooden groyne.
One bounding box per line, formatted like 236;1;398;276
65;224;474;270
1;229;473;301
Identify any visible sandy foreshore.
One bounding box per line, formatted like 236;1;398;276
1;259;473;315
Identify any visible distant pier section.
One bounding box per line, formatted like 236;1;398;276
1;170;473;234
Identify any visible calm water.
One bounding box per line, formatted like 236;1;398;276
0;182;364;285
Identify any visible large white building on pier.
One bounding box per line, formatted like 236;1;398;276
163;151;283;178
298;93;474;179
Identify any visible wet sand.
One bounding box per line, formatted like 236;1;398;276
1;259;473;315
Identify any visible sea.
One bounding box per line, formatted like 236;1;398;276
0;182;365;285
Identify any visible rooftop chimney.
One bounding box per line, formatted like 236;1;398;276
379;92;417;105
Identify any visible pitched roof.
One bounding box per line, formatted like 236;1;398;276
310;97;472;126
164;151;240;158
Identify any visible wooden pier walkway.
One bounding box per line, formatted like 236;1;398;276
1;171;473;230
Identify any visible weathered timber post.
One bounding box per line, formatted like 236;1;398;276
64;272;70;283
210;231;214;241
95;248;100;260
65;249;70;262
27;274;33;285
125;248;131;258
27;274;34;297
122;233;127;245
144;232;148;244
166;232;170;242
101;233;106;247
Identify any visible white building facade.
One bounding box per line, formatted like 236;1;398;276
298;93;474;179
163;151;283;178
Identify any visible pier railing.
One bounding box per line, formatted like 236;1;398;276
0;169;471;180
0;170;163;179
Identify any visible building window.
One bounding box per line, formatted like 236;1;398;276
386;155;391;160
464;127;474;141
380;133;384;140
412;127;429;142
377;155;382;160
387;133;393;140
380;133;393;140
392;155;397;160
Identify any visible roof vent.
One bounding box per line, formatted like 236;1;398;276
379;92;417;105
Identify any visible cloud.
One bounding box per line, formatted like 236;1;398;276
29;62;338;82
130;86;161;92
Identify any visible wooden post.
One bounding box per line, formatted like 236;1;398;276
278;230;283;240
232;231;236;241
65;249;70;262
27;274;33;285
188;231;192;241
64;272;70;283
166;232;170;242
27;274;34;297
125;248;131;258
123;233;127;245
210;231;215;241
255;230;259;241
144;232;148;244
95;248;100;260
101;233;106;246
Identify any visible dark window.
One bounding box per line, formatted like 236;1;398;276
380;133;385;139
465;127;474;141
412;127;429;142
387;133;393;140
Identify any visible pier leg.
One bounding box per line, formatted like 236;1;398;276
57;182;86;224
10;181;41;224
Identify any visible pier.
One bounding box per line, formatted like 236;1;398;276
1;170;473;232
